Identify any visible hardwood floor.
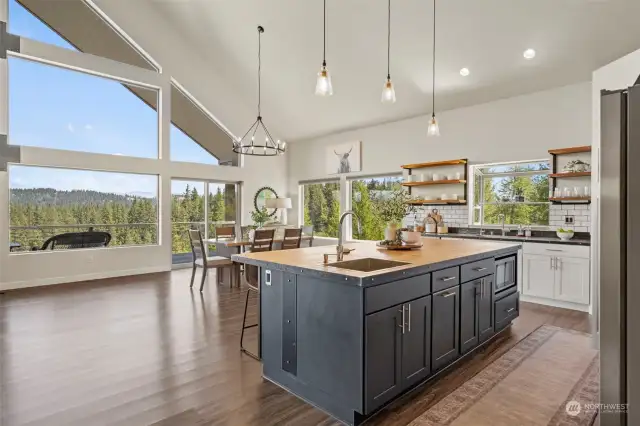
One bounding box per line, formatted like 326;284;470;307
0;271;592;426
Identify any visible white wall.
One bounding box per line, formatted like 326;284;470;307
590;46;640;337
288;82;592;225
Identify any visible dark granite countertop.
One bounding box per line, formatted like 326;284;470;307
422;228;590;246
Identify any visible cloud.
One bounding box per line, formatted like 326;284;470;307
84;124;93;131
112;153;123;156
67;123;75;133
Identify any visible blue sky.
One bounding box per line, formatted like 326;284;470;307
7;0;220;196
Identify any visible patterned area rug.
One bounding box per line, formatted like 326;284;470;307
410;325;599;426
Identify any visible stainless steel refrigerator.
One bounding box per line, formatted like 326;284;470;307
600;85;640;426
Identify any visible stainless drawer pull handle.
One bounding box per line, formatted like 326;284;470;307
506;307;516;313
473;267;487;272
545;249;564;252
442;276;456;281
441;292;456;298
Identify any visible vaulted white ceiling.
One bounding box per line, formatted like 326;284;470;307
153;0;640;142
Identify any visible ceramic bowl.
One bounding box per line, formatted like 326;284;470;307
401;231;422;244
556;230;574;241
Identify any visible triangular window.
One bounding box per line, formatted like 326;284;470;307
8;0;158;71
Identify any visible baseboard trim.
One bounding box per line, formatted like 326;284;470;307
0;265;170;291
520;294;590;312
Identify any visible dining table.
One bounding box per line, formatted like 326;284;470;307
204;236;312;287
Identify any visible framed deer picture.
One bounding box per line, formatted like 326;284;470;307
327;141;361;174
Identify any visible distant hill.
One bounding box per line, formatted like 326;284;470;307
9;188;156;206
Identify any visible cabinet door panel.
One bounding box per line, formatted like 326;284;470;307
522;254;555;299
554;257;590;304
460;281;479;354
478;276;495;343
401;295;432;388
432;287;460;371
365;305;402;413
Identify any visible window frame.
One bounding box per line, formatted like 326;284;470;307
170;178;240;263
347;173;404;241
469;159;551;227
7;54;161;159
298;179;342;239
8;164;160;251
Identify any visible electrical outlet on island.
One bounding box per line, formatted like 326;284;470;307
565;216;574;225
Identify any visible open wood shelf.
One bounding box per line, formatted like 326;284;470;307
549;197;591;202
548;146;591;155
401;159;467;169
549;172;592;178
402;179;467;187
406;199;467;205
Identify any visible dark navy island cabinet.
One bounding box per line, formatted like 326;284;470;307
257;250;519;426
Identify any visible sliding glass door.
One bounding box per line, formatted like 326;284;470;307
171;179;239;264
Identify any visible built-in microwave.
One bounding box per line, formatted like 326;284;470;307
495;255;517;294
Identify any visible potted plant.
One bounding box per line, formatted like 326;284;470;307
250;206;270;229
380;190;416;241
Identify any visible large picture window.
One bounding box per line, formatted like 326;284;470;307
351;176;403;240
9;165;159;251
301;181;341;238
8;57;159;158
472;160;550;226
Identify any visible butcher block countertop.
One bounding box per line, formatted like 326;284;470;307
232;238;520;285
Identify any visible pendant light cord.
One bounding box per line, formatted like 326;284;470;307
432;0;436;116
323;0;327;66
387;0;391;78
258;26;262;117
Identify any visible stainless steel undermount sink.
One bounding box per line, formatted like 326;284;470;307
327;258;410;272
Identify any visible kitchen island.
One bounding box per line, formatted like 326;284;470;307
232;238;521;425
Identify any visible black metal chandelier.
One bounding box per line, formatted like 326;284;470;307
232;26;285;156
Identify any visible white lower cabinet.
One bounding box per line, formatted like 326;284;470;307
554;256;590;304
521;243;590;309
523;254;555;299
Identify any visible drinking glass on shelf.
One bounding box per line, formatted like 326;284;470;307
554;188;562;198
563;187;571;197
573;187;581;197
584;186;591;197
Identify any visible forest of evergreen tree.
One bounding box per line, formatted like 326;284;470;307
10;184;236;253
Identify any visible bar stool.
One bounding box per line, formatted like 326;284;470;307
301;225;315;247
240;229;275;360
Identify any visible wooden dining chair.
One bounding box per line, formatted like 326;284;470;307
215;226;235;240
188;229;235;292
240;229;275;360
281;228;302;250
302;225;315;247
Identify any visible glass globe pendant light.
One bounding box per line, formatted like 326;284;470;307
428;0;440;136
381;0;396;103
315;0;333;96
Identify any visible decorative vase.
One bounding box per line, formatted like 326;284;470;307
384;224;397;241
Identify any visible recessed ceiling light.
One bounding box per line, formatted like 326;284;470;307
523;49;536;60
460;68;470;77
